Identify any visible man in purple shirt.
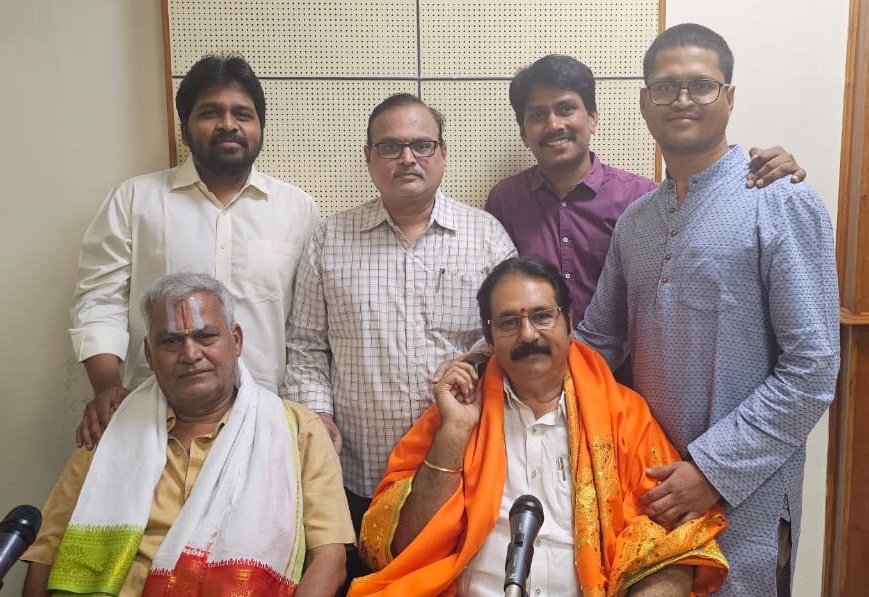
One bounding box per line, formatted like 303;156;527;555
486;54;805;321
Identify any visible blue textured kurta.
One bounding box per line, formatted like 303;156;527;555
576;146;839;596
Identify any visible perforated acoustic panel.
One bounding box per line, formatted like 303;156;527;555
420;0;658;78
166;0;658;214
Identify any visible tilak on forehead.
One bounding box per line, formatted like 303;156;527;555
166;295;206;336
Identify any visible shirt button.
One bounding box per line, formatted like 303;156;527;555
531;469;539;479
661;276;669;283
561;201;567;207
669;230;677;237
668;181;674;190
534;538;542;547
564;273;571;279
669;207;676;213
664;253;672;260
562;237;569;243
535;589;541;595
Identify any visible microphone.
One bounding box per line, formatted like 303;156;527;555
0;505;42;587
503;494;544;597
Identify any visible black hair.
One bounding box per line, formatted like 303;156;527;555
508;54;597;126
366;93;445;145
643;23;734;84
477;256;572;342
175;54;266;130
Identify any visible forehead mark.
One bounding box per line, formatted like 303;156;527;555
166;295;206;336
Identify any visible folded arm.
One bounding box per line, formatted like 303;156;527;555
392;361;481;554
608;381;728;594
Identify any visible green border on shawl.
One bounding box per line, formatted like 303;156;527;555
47;524;143;595
283;403;306;583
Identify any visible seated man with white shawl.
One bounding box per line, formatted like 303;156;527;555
23;272;355;596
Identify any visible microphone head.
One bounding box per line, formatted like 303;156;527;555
509;494;544;526
0;505;42;545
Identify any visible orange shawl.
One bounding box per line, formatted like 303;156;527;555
351;341;728;596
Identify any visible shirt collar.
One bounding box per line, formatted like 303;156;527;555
529;151;603;197
170;156;270;199
358;188;456;233
503;377;567;424
662;144;744;196
165;403;232;439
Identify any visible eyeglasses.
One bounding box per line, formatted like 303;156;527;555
487;307;562;336
371;140;441;159
645;78;730;106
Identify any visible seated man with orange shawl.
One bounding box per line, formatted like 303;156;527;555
351;257;728;596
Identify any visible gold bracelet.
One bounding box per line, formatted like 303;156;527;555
422;458;463;474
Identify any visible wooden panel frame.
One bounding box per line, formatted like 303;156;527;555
824;0;869;594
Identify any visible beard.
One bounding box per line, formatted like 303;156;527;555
189;133;262;176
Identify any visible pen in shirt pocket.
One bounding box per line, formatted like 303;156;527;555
436;267;445;292
556;457;567;481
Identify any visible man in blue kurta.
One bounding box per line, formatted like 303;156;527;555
576;24;839;596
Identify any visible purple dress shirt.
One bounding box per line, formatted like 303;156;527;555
485;152;656;319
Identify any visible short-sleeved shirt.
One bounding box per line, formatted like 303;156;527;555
24;401;354;596
486;153;656;319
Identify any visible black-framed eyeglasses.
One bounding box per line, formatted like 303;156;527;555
371;140;441;159
487;307;562;336
645;78;730;106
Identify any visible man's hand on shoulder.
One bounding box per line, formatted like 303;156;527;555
640;461;720;529
746;146;807;188
76;385;129;450
431;353;470;385
316;412;343;454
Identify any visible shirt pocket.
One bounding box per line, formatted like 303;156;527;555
548;455;574;533
321;265;372;338
675;251;747;312
246;239;299;302
425;268;485;336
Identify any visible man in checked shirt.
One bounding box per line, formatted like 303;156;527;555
284;93;516;584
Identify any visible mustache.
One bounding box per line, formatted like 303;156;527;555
667;111;698;120
540;131;575;144
211;133;247;147
510;342;552;361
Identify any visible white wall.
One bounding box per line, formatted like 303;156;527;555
0;0;167;589
665;3;849;596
